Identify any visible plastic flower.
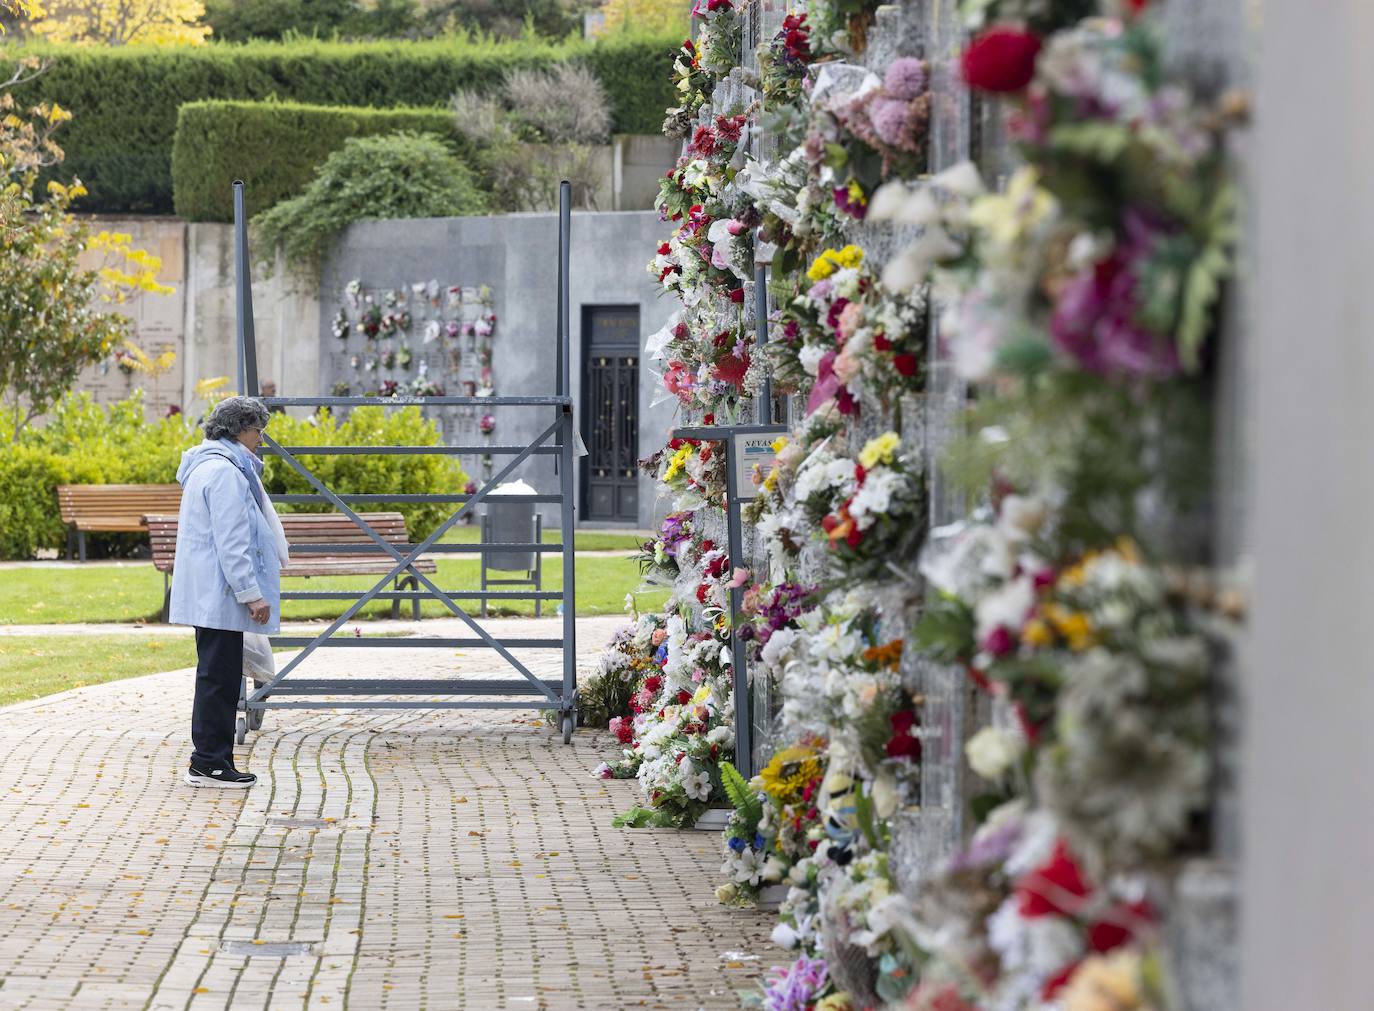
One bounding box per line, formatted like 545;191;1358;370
759;746;822;804
859;431;901;470
883;56;926;100
961;26;1043;93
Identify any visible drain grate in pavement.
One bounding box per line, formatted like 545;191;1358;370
266;817;334;829
220;941;315;957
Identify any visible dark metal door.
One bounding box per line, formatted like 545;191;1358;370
582;306;639;523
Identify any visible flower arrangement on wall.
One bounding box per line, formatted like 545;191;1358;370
591;2;1242;1007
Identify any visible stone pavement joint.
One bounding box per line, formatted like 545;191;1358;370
0;617;772;1010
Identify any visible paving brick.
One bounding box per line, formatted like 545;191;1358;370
0;618;773;1009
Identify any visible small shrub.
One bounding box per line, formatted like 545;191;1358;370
502;62;612;145
261;406;468;537
253;131;488;266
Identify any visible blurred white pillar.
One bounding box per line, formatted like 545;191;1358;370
1244;1;1374;1007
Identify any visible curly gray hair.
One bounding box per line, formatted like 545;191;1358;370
203;396;271;441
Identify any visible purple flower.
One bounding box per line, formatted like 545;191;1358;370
870;97;911;147
1048;211;1183;379
884;57;926;100
762;956;829;1011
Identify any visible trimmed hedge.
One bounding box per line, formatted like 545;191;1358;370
173;100;465;221
5;33;678;215
0;392;468;559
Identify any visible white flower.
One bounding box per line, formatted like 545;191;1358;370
684;771;712;801
797;343;827;377
974;576;1036;643
997;495;1047;543
706;724;734;747
870;771;898;819
965;725;1024;781
762;855;787;882
771;922;799;949
931;160;986;199
732;847;764;885
848;468;904;528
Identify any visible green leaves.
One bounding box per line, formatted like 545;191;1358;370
252;131;488;268
719;760;763;830
1177;180;1238;371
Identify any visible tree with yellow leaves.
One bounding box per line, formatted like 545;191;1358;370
593;0;690;36
1;44;174;437
24;0;210;45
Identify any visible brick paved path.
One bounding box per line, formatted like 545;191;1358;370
0;618;773;1010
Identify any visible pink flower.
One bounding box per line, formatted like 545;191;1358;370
609;717;634;745
593;762;614;779
870;98;911;147
836;301;865;341
728;567;751;589
833;346;861;385
883;57;926;100
651;628;668;646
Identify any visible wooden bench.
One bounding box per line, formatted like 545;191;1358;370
56;484;183;561
145;511;439;622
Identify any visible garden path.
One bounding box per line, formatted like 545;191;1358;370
0;618;773;1010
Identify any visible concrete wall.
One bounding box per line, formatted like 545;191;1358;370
78;209;679;531
73;217;187;416
1243;1;1374;1007
319;211;679;530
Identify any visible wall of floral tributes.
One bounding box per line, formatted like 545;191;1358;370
588;0;1246;1008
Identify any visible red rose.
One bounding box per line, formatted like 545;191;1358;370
885;709;921;760
691;125;717;156
676;689;692;704
845;525;862;549
713;352;750;388
703;413;715;424
658;242;671;255
873;332;892;351
893;353;919;377
981;625;1016;657
728;287;745;303
961;27;1043;93
1040;962;1081;1000
1016;839;1090;919
696;583;709;603
1087;899;1154;952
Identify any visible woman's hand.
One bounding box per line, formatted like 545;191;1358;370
247;599;271;625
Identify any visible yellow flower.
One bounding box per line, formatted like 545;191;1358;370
1021;618;1054;648
759;746;823;804
762;466;779;492
770;435;789;454
806;253;837;282
1061;950;1150;1011
814;994;853;1011
805;244;866;282
859;431;901;470
968;166;1056;249
1044;605;1094;652
692;683;713;705
663;444;694;480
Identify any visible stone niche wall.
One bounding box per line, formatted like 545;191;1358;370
319;211;680;530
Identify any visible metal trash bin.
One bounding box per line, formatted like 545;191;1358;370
481;480;543;617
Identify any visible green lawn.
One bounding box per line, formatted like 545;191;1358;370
0;635;204;706
437;527;647;551
0;554;667;624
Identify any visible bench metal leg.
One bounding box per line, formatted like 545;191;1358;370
66;529;74;561
161;572;171;623
78;530;87;563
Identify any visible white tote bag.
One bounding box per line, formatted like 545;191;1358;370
243;632;274;684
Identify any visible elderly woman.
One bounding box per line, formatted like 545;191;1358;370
169;396;289;788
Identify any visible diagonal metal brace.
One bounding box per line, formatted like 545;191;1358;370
251;418;564;704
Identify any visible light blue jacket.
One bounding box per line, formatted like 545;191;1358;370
168;439;282;634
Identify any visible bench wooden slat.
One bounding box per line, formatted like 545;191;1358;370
144;512;438;577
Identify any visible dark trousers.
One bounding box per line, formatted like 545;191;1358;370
191;626;243;770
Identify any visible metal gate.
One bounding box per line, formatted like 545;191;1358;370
231;180;581;743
